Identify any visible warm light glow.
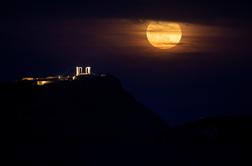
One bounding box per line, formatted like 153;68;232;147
75;66;92;76
37;81;53;86
22;77;34;81
146;22;182;49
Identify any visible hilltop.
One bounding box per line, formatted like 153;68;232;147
1;75;251;165
3;74;167;144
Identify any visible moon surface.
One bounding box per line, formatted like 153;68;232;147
146;22;182;49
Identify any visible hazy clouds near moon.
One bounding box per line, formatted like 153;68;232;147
4;18;248;58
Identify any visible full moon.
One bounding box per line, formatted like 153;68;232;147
146;22;182;49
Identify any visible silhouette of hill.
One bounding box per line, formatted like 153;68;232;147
1;75;251;165
3;75;167;142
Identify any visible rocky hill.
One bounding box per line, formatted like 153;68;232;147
1;75;251;165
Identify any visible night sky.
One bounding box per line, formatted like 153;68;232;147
1;0;252;125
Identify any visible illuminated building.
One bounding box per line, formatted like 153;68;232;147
21;66;93;86
75;66;92;76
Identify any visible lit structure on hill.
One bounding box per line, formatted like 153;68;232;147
22;66;93;86
76;66;91;76
36;80;54;86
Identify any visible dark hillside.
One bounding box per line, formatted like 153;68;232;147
3;75;167;144
1;76;251;165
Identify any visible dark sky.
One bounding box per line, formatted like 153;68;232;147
1;0;252;125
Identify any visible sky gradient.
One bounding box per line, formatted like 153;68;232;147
1;0;252;125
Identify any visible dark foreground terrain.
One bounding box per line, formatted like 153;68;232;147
2;75;251;165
